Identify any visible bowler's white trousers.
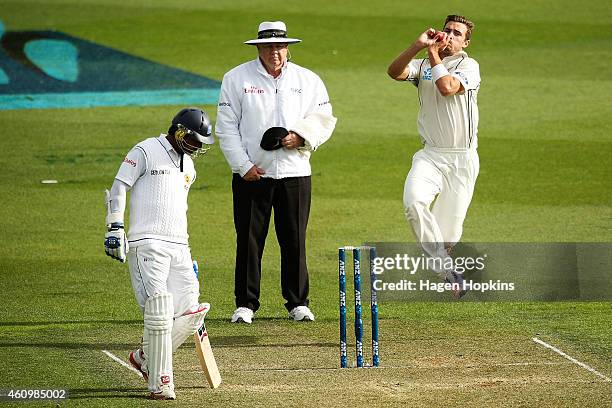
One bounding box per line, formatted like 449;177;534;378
403;145;479;269
127;241;200;318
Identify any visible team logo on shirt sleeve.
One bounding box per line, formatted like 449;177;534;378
454;71;468;85
423;68;432;81
123;157;137;167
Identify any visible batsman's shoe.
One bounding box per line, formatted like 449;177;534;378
231;307;254;324
129;348;148;381
445;271;467;299
288;306;315;322
148;385;176;400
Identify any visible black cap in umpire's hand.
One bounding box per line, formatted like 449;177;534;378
260;127;288;150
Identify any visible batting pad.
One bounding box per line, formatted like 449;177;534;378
144;293;174;392
171;303;210;353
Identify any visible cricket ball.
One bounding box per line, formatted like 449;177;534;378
434;32;445;42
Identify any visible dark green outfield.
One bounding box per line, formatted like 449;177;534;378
0;1;610;406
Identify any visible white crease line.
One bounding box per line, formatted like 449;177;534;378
532;337;611;382
102;350;143;378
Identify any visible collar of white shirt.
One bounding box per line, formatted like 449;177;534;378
443;51;468;63
158;134;180;160
256;57;288;78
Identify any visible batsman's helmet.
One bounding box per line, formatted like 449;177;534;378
169;107;214;157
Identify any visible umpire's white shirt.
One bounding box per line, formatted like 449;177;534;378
215;58;333;178
407;51;480;149
115;135;196;245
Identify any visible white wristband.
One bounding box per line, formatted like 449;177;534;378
106;211;124;226
431;64;450;82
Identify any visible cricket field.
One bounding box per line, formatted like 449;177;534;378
0;0;610;406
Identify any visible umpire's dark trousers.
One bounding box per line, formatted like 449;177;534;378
232;174;311;312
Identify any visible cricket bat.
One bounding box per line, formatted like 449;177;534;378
194;321;222;388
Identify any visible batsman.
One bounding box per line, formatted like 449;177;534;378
103;107;215;399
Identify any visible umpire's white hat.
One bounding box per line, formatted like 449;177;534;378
244;21;301;45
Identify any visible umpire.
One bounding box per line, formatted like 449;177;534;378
216;21;337;323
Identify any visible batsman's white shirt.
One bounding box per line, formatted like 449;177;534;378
115;135;196;246
406;51;480;148
216;58;333;178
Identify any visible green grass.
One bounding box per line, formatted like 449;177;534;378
1;0;611;406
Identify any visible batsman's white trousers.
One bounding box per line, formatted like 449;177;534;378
403;145;479;259
127;241;199;318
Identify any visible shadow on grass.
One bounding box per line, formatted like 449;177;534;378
0;319;338;349
0;317;309;327
68;388;145;400
0;319;142;327
68;385;209;400
212;336;338;349
0;338;262;351
0;342;138;350
0;337;337;349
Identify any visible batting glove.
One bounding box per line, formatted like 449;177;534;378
105;222;129;263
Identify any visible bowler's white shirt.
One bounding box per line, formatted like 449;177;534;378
216;58;333;178
115;135;195;245
407;51;480;149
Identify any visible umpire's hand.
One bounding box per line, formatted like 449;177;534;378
281;131;305;150
243;165;266;181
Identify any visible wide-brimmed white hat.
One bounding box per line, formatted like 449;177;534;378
244;21;301;45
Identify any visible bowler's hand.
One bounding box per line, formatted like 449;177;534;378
416;28;437;48
428;32;448;54
243;165;266;181
281;132;305;150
